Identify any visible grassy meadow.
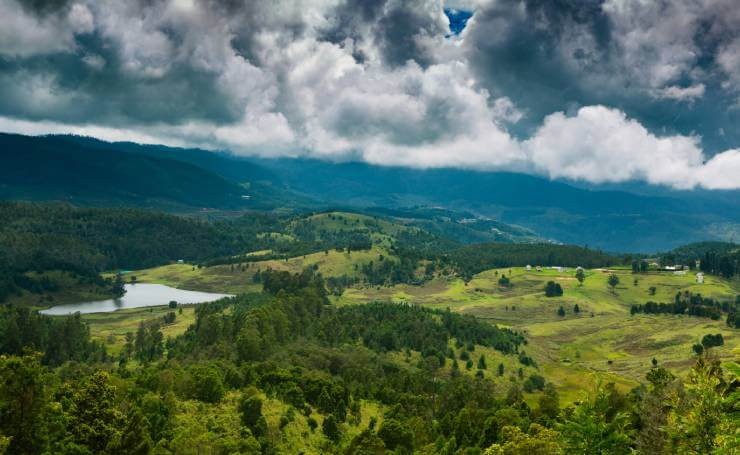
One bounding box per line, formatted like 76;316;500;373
88;255;739;405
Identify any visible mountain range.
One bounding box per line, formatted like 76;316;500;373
2;132;738;252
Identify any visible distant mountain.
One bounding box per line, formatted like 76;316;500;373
2;133;738;252
251;158;740;252
0;134;306;211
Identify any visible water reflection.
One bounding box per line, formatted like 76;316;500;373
40;283;232;315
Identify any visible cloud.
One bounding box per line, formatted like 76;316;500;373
0;0;738;190
651;84;705;102
524;105;738;190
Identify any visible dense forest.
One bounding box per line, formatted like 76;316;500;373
0;270;736;454
0;203;274;302
661;241;740;279
447;243;617;282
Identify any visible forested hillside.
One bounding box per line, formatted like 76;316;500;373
0;203;275;302
0;133;302;210
3;133;739;251
448;243;617;282
0;269;735;454
661;241;740;279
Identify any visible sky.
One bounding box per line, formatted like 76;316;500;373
1;0;739;190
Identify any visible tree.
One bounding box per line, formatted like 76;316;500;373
607;274;620;293
66;371;126;453
498;362;505;377
667;356;737;454
112;273;126;297
559;383;633;454
701;333;724;349
498;276;511;287
544;281;563;297
483;424;563;454
239;391;266;437
557;306;566;317
187;365;225;403
692;343;704;355
573;304;580;314
537;384;560;423
477;354;487;370
377;418;413;452
0;353;50;454
575;268;585;286
346;429;386;454
637;368;675;454
323;414;341;442
115;408;152;455
648;286;656;296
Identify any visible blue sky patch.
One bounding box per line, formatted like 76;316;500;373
444;8;473;36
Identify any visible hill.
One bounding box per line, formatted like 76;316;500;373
253;158;740;252
3;133;739;251
0;133;306;210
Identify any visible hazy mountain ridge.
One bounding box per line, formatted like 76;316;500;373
2;133;738;252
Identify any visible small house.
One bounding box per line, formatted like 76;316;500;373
696;272;704;284
536;266;542;272
177;259;184;264
525;265;532;271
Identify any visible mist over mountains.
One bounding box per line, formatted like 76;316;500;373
2;133;738;252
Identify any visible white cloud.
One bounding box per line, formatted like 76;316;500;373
0;0;78;57
524;106;738;190
651;84;705;102
0;0;738;190
695;149;740;190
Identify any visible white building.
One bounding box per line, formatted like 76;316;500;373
525;265;532;271
696;272;704;284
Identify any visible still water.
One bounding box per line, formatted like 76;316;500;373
40;283;232;315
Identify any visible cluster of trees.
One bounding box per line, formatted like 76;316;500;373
661;241;739;279
726;297;740;328
545;281;563;297
0;202;283;302
0;346;735;453
699;249;740;279
448;243;616;283
0;306;106;365
630;292;737;322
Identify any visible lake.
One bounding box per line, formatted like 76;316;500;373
40;283;232;315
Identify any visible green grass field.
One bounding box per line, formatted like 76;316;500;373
127;246;390;294
92;259;739;404
337;267;739;402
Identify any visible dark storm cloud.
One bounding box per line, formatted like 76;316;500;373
318;0;387;63
0;52;241;125
0;0;738;188
464;0;740;150
374;2;445;68
465;0;614;130
18;0;70;16
318;0;445;67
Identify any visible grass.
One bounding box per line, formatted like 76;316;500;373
337;267;740;402
83;304;197;357
90;261;739;404
129;246;391;294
